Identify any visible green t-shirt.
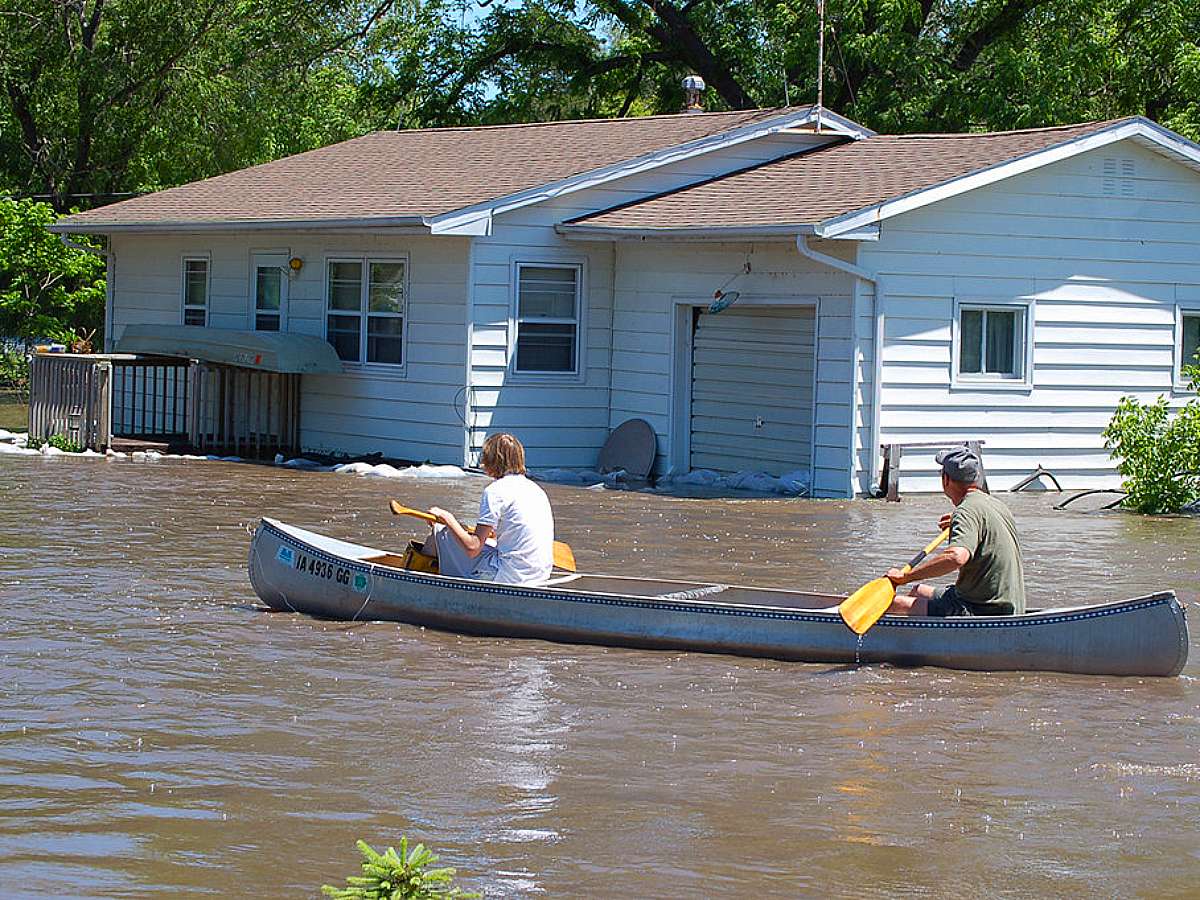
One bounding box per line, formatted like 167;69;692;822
949;490;1026;615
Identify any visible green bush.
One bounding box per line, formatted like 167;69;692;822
1102;360;1200;514
322;838;478;900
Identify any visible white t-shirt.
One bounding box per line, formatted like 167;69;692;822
477;474;554;585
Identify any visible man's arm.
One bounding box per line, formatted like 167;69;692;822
429;506;495;558
887;546;971;585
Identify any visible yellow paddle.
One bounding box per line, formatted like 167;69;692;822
838;529;950;635
389;500;578;573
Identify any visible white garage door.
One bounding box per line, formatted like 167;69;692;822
690;306;816;476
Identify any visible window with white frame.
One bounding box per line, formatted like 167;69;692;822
182;258;209;326
325;258;406;365
1181;310;1200;384
957;303;1028;380
514;263;580;374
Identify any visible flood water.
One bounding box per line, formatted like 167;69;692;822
1;455;1198;898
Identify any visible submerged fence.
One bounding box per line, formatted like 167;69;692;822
28;353;301;457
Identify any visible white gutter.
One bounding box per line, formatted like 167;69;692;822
59;235;115;352
795;235;882;498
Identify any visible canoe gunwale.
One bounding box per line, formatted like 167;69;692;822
249;518;1189;676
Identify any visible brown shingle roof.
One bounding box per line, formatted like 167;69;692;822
564;119;1132;233
55;107;810;230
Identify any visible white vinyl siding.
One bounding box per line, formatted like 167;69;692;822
107;231;467;465
325;257;408;368
860;139;1200;492
182;257;209;326
513;263;580;374
468;133;839;470
689;306;816;476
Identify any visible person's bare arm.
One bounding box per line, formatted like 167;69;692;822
887;546;970;585
429;506;495;558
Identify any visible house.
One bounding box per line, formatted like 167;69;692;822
51;105;1200;496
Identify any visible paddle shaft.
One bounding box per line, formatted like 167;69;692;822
897;529;952;579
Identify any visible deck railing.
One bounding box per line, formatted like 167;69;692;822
111;357;191;439
29;354;301;457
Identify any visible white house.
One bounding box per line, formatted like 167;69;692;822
52;106;1200;497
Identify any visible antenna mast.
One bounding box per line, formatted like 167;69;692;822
816;0;825;132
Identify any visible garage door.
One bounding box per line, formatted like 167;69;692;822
690;306;816;475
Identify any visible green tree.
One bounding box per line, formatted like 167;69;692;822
0;199;105;344
322;838;478;899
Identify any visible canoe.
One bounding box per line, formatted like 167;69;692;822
248;518;1190;677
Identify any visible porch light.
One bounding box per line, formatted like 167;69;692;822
288;256;304;272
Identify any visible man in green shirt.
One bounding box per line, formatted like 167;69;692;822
886;447;1026;617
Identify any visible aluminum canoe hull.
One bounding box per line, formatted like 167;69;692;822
248;518;1189;677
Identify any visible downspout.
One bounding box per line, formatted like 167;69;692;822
59;235;114;352
795;235;880;498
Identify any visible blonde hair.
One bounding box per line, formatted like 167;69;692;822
480;432;526;477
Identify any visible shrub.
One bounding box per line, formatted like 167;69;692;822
0;345;29;393
1102;359;1200;514
47;433;84;453
322;838;478;900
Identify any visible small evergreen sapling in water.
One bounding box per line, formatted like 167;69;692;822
322;838;478;899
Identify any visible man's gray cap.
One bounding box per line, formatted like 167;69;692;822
936;447;982;483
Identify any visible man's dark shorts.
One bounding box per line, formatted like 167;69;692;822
928;585;1014;617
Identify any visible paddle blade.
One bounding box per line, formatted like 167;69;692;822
553;541;577;573
838;577;897;635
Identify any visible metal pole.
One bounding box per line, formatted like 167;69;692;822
816;0;825;132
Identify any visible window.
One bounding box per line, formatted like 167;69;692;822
325;258;406;366
255;263;283;331
182;258;208;326
957;304;1027;380
514;263;580;374
1181;310;1200;386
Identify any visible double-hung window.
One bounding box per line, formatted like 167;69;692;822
182;258;209;326
514;263;581;374
956;302;1030;383
325;258;406;366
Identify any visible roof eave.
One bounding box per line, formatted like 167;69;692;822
50;215;433;235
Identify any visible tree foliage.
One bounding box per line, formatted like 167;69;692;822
2;0;1198;207
0;199;105;344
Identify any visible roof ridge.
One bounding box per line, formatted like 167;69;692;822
881;117;1137;140
367;106;806;137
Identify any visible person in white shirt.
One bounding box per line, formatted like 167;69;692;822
427;433;555;585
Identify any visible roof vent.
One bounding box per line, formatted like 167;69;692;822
682;75;706;113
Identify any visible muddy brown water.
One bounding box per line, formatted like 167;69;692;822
1;455;1197;898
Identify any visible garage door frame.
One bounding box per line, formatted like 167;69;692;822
667;295;820;483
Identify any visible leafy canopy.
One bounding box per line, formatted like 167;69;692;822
0;199;105;344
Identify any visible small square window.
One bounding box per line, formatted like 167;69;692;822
958;305;1025;379
515;264;580;374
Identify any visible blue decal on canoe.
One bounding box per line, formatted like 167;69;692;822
352;572;369;593
276;545;295;566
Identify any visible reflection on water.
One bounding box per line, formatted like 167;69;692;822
0;455;1197;897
